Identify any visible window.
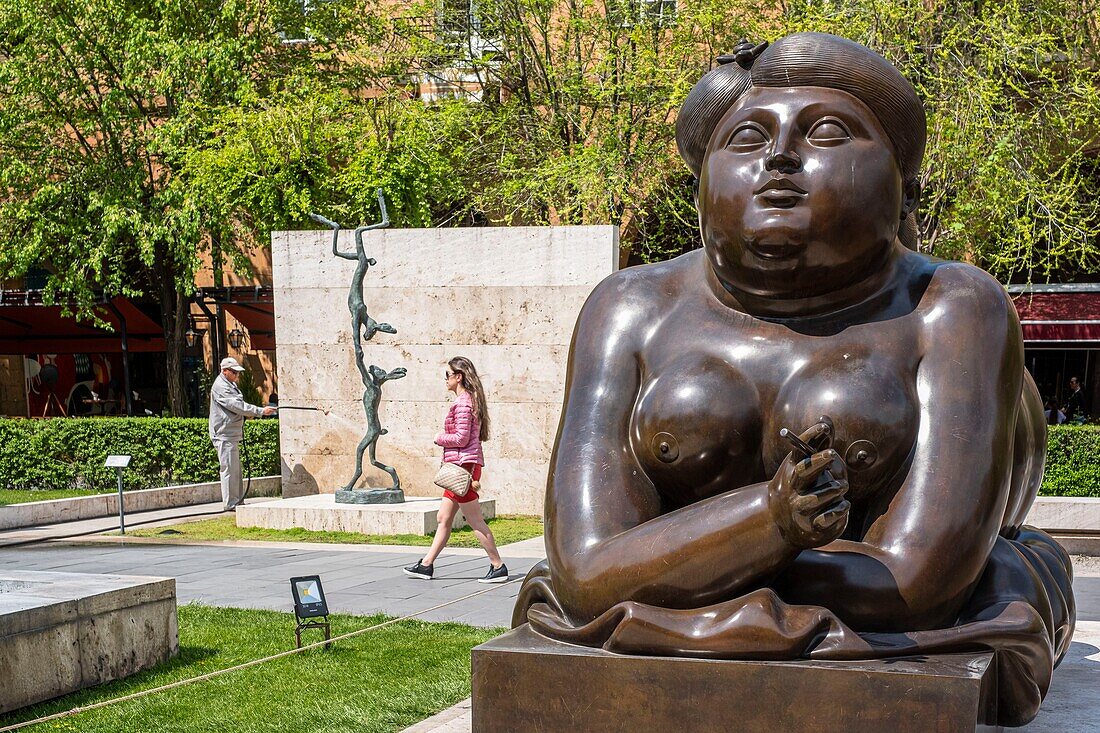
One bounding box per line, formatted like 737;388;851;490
434;0;500;62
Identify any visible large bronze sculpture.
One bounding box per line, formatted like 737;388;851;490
310;192;407;504
511;33;1075;728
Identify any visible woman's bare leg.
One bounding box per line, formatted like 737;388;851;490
461;499;503;567
423;497;460;566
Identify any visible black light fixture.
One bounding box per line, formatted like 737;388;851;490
227;326;246;349
184;317;200;348
290;575;331;649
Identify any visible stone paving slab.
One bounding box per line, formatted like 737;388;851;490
0;543;536;627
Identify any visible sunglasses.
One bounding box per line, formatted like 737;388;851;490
445;371;462;379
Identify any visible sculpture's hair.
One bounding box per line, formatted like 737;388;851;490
676;32;927;183
449;356;490;441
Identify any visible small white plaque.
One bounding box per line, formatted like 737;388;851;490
105;455;131;468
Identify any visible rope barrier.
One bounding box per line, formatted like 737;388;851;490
0;577;520;732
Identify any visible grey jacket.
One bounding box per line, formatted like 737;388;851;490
209;374;264;441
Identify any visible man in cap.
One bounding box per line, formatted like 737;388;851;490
209;357;276;511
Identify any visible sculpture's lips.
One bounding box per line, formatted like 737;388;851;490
754;178;807;208
746;240;802;260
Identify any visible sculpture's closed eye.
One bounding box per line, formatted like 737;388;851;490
807;119;851;145
727;125;768;150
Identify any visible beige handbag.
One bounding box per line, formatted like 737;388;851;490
433;461;473;496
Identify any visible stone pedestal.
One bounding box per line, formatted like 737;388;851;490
472;625;1001;733
334;487;405;505
0;571;177;713
235;493;495;536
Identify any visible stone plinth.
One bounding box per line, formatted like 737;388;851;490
472;625;1002;733
0;476;282;531
0;571;178;713
271;226;619;515
235;494;495;536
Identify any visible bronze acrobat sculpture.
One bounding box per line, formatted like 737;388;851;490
514;33;1074;727
311;191;407;503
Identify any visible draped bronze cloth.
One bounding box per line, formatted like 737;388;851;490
515;527;1074;728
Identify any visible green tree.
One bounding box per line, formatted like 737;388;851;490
782;0;1100;282
0;0;307;414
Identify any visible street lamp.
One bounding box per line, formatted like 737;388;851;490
227;326;246;349
185;318;200;348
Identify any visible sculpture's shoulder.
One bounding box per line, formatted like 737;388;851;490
917;256;1014;322
585;250;702;313
909;255;1018;357
574;250;700;350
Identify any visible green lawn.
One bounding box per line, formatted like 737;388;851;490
0;488;106;505
0;604;501;732
126;514;544;547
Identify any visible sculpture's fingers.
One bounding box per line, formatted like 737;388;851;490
806;479;848;508
792;449;839;488
811;500;850;532
798;420;833;452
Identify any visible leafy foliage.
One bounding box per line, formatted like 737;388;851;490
0;1;309;413
0;417;279;492
1041;424;1100;497
781;0;1100;281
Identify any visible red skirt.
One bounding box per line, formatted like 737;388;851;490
443;462;482;504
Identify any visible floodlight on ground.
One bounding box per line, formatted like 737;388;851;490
105;455;131;534
290;575;332;649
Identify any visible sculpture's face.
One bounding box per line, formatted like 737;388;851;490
699;86;905;299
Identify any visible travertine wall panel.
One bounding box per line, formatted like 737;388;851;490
273;226;617;514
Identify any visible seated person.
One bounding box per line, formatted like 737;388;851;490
514;33;1074;728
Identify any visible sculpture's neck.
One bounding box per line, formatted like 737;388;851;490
706;244;905;321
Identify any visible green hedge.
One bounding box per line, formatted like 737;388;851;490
1;418;1095;498
1042;424;1100;498
0;418;279;493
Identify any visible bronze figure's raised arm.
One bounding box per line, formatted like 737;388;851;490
310;191;407;502
513;32;1074;728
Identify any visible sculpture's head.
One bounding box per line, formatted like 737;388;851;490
676;33;925;300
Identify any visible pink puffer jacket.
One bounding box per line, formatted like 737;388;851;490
435;391;484;466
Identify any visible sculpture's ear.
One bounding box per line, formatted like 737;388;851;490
901;178;920;219
692;177;700;206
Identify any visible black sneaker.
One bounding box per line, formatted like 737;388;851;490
403;560;433;580
478;563;508;584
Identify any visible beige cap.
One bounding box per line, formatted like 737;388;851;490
220;357;246;372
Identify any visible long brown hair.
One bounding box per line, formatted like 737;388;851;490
449;356;490;441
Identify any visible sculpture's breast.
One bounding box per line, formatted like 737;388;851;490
631;354;765;507
764;341;919;503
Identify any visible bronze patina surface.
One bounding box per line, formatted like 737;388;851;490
510;33;1074;728
473;625;1003;733
310;190;407;502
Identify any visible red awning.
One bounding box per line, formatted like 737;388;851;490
223;302;275;350
1011;291;1100;344
0;297;164;354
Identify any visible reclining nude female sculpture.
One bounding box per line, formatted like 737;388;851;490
513;33;1074;727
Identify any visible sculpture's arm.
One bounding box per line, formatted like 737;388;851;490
774;264;1021;631
309;212;358;260
546;273;800;624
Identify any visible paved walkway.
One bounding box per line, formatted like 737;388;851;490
0;539;541;627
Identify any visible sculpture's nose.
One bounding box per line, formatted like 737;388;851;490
765;149;802;174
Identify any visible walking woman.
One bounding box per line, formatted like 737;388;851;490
404;357;508;583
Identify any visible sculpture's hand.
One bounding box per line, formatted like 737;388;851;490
768;423;850;549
